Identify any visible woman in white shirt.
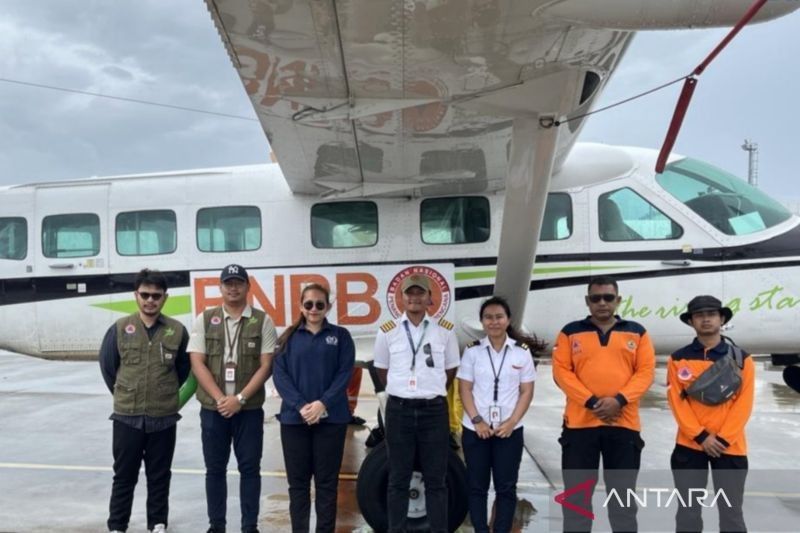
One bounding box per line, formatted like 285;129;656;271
457;296;541;533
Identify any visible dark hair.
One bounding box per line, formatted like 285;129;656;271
134;268;168;292
276;283;331;351
587;276;618;294
479;296;546;353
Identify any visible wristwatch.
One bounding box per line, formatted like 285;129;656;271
236;393;247;406
471;414;484;424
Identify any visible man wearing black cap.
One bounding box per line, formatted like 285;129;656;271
188;264;277;533
373;273;461;533
667;295;755;533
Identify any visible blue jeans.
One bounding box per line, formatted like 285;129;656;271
385;395;450;533
461;426;524;533
200;407;264;530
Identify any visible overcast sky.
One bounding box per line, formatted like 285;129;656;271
1;0;798;200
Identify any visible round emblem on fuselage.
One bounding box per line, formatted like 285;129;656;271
386;266;451;320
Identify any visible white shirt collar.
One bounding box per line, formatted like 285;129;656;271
399;312;431;327
222;304;253;320
479;335;515;352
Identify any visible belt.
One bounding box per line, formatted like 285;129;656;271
388;394;445;407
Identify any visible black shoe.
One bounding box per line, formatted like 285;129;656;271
349;415;366;425
241;528;259;533
206;527;225;533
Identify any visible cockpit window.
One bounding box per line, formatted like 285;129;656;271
598;188;682;241
657;158;791;236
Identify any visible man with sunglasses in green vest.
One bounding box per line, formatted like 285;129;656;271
100;268;190;533
189;264;277;533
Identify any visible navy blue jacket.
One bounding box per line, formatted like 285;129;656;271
273;320;355;425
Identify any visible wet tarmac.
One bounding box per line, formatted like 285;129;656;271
1;350;798;532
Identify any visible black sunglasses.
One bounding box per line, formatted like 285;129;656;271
423;343;434;368
137;291;164;301
303;300;326;311
588;293;617;303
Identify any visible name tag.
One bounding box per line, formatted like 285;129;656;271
225;362;236;383
247;341;256;348
489;405;502;426
407;376;417;392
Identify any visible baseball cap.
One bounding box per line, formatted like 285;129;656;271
401;274;430;293
220;264;249;283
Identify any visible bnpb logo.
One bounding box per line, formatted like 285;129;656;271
386;265;452;320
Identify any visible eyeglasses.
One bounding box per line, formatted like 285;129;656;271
588;293;617;303
303;300;326;311
137;291;164;302
423;343;434;368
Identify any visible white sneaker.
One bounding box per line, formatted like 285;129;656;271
151;525;167;533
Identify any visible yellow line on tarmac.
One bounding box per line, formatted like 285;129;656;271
0;462;358;480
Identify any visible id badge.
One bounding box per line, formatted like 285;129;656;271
224;361;236;383
407;375;418;392
489;405;502;425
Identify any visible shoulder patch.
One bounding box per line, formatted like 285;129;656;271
379;320;396;333
437;318;454;331
516;341;530;351
467;339;481;348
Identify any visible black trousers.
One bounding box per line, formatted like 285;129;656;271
560;426;644;533
671;444;748;533
385;396;450;533
107;420;177;532
280;422;348;533
462;426;524;533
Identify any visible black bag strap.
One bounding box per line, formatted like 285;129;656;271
722;335;745;369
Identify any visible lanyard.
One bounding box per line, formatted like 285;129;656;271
403;320;428;371
487;345;509;402
223;317;243;363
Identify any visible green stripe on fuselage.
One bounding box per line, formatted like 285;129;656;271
454;265;633;281
92;295;192;316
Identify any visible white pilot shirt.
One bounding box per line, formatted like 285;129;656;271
457;336;536;431
373;313;460;399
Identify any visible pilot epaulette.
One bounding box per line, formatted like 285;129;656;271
516;341;530;351
438;318;454;331
467;340;481;348
379;320;397;333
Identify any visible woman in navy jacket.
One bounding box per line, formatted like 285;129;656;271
272;283;355;533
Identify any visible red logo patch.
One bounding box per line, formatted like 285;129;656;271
386;266;451;320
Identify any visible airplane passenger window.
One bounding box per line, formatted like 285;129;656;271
311;201;378;249
197;206;261;252
656;158;791;236
42;213;101;258
116;210;177;256
0;217;27;260
421;197;489;244
540;193;572;241
598;188;682;242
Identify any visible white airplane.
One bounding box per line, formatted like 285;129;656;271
1;1;799;530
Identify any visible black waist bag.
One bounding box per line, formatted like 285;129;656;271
681;343;744;405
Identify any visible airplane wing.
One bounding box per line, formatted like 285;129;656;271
204;1;796;199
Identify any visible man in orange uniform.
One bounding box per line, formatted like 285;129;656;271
553;276;655;532
667;295;754;533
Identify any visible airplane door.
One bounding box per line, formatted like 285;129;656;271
588;182;724;352
33;184;113;356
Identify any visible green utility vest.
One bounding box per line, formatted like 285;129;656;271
114;314;184;417
195;307;267;410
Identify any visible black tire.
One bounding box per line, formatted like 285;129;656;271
356;440;468;533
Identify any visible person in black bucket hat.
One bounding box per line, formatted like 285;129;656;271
667;294;754;533
679;295;733;326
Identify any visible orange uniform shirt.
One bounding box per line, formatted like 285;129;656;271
667;339;755;456
552;317;655;432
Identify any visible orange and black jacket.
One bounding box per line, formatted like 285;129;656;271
552;317;655;432
667;339;755;456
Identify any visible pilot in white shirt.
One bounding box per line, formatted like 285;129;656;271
457;296;538;533
372;274;460;533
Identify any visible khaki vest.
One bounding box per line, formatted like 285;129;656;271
196;307;266;410
114;314;184;417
